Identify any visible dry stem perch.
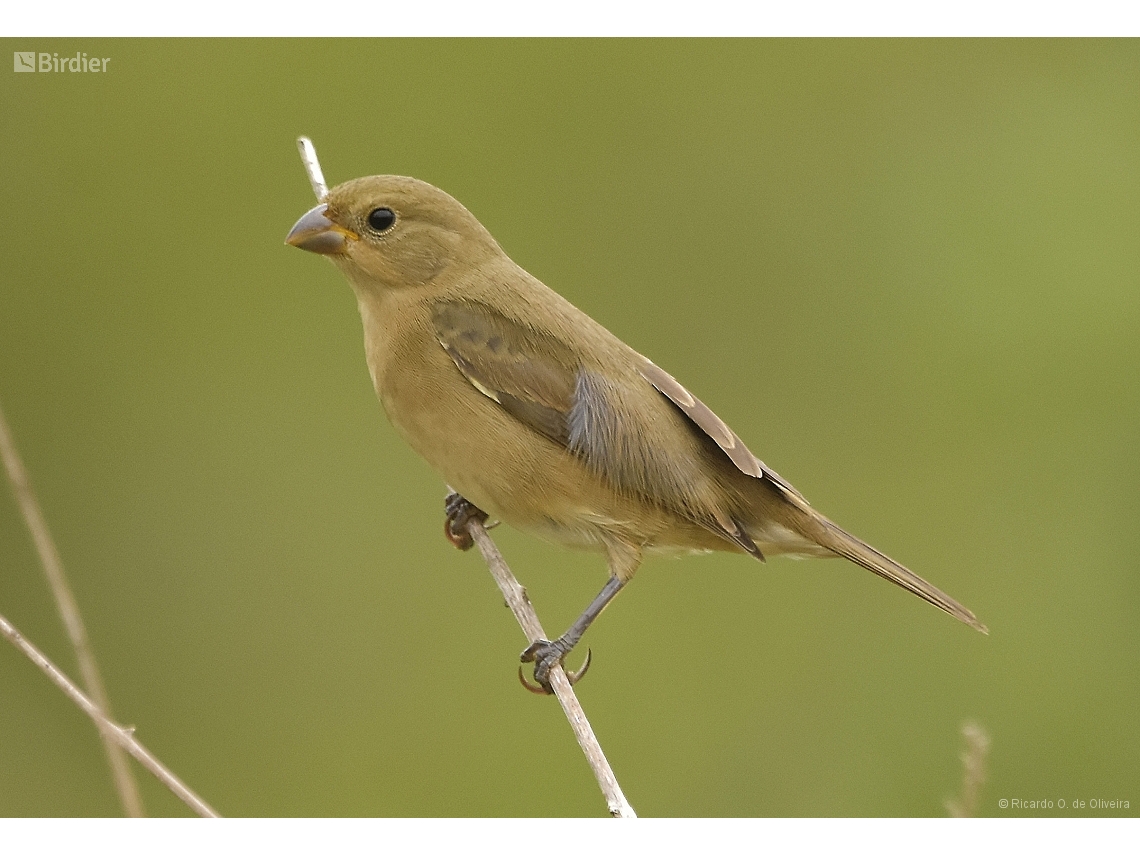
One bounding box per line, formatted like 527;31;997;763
0;401;144;816
0;400;218;816
946;721;991;818
461;505;635;818
0;608;220;817
294;137;636;818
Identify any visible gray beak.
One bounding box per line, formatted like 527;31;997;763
285;203;358;255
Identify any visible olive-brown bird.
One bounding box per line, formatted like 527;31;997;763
286;176;986;692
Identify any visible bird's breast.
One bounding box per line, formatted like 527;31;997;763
355;293;604;536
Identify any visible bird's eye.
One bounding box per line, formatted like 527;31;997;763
367;207;396;233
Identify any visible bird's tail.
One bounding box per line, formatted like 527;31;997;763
816;516;988;634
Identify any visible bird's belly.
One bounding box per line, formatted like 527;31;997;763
376;354;633;541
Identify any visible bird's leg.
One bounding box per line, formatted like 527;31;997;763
443;490;487;551
520;576;626;694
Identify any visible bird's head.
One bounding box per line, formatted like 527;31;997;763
286;175;498;292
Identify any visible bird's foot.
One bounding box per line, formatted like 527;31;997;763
518;638;592;695
444;491;488;551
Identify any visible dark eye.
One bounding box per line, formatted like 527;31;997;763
367;207;396;233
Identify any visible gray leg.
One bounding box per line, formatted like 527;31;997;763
520;576;626;693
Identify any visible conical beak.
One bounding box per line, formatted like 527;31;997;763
285;203;358;255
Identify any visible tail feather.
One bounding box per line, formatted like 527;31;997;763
817;517;988;634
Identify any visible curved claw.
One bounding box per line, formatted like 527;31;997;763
567;648;592;685
516;648;593;695
444;517;474;550
517;665;552;695
443;492;488;551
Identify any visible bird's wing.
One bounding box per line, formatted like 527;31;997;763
638;359;810;510
431;300;578;447
431;300;785;556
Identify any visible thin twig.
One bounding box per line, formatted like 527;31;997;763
946;720;991;817
297;136;328;201
0;401;145;817
466;520;637;818
0;608;220;817
292;137;634;817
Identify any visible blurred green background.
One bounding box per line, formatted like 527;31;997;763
1;39;1136;817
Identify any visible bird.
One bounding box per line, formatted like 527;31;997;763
285;175;986;693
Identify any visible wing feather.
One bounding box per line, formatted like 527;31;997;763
432;300;789;553
639;359;810;510
432;301;576;446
